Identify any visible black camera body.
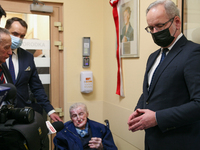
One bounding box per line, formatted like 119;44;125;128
0;84;48;150
0;110;48;150
0;104;35;124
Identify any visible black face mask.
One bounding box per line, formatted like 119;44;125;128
151;27;176;47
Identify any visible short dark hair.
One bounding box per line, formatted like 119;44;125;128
0;5;6;18
5;17;28;30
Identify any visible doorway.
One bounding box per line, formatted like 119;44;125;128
0;1;64;149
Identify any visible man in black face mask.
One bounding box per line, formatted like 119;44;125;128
128;0;200;150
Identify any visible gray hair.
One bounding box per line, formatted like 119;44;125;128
146;0;180;18
69;103;88;118
0;27;10;43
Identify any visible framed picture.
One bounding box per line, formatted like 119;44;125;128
181;0;200;44
119;0;139;58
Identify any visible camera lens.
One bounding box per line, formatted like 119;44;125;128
9;107;35;124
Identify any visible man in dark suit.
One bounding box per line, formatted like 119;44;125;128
3;17;61;122
128;0;200;150
0;27;12;82
0;5;10;67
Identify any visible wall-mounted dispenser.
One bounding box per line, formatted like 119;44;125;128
80;71;93;93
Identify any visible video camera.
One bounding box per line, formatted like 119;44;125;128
0;83;64;150
0;104;34;124
0;83;35;124
0;83;46;150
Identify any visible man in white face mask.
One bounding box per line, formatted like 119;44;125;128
3;17;62;122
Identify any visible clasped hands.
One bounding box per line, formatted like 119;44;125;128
127;109;157;132
88;137;103;150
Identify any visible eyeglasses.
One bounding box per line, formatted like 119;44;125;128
145;17;175;33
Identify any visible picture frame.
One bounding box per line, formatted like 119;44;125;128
181;0;200;45
118;0;139;58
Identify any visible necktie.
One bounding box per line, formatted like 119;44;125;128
9;54;16;84
159;48;169;64
0;66;5;84
149;48;169;91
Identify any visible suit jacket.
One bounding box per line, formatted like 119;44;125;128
3;47;54;114
121;23;133;42
1;64;13;84
135;35;200;150
53;118;118;150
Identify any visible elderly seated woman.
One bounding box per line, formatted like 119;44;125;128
53;102;118;150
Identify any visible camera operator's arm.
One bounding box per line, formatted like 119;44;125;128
49;112;62;122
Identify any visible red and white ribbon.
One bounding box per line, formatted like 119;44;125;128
110;0;124;97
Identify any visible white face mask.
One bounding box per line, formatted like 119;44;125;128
10;35;23;49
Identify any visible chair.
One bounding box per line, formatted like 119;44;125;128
104;119;109;129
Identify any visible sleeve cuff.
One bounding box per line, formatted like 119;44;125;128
48;109;56;116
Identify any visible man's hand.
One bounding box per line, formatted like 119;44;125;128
127;109;157;132
49;113;62;122
88;137;103;150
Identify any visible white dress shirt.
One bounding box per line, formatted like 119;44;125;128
148;33;183;87
6;48;18;80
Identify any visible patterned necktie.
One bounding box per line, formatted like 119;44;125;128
0;66;5;84
9;53;16;84
149;48;169;91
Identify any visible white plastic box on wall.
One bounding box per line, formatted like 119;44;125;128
80;71;93;93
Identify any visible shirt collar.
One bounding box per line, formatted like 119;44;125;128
12;48;18;55
75;122;89;137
